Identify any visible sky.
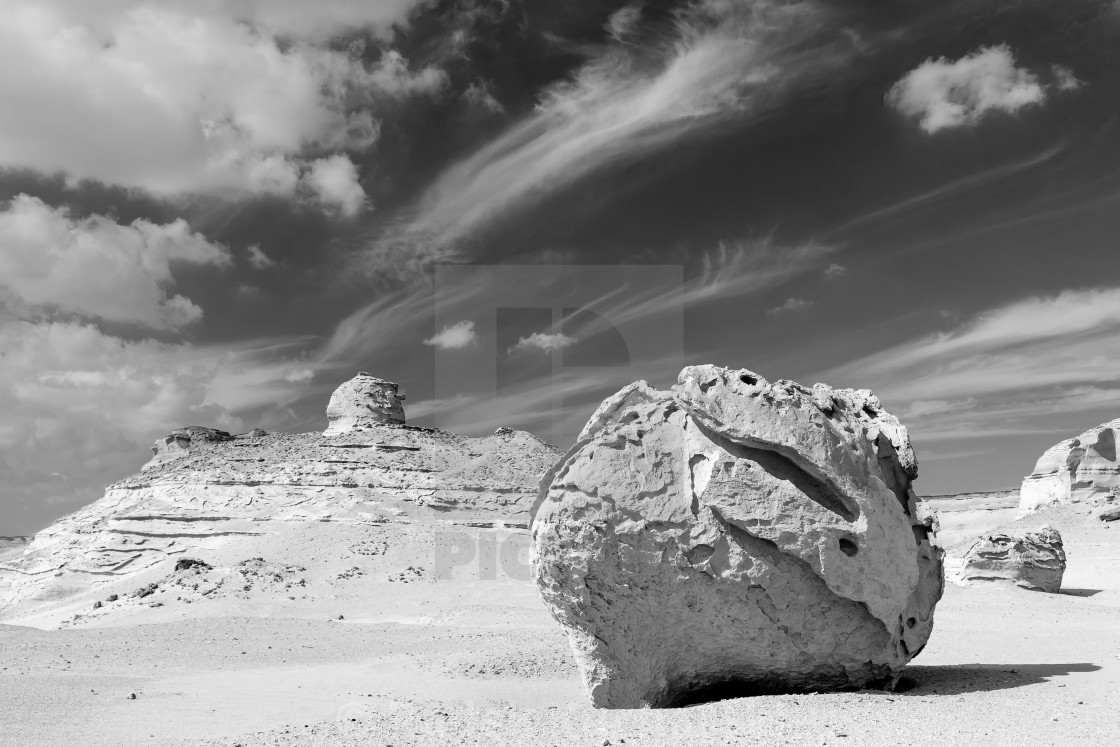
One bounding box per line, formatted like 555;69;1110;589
2;0;1120;534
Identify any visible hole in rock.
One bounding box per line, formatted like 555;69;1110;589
740;373;759;386
906;617;917;629
838;538;859;556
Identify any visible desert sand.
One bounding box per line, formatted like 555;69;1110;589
1;497;1118;747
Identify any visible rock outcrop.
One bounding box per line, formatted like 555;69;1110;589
531;365;943;709
955;526;1066;593
1020;419;1120;516
324;372;406;435
0;374;558;627
921;491;1020;548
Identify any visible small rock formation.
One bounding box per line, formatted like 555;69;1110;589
955;526;1066;593
1020;418;1120;516
324;372;406;435
145;426;234;469
532;365;943;709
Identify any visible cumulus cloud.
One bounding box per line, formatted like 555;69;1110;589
824;263;847;279
886;45;1047;133
510;332;576;354
767;297;812;315
386;0;854;254
1051;64;1083;92
303;155;368;217
0;3;444;208
0;194;229;329
424;321;478;350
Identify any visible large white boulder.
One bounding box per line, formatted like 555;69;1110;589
531;365;943;708
1019;418;1120;516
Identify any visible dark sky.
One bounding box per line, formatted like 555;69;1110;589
2;0;1120;534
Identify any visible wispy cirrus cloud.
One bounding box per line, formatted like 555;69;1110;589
380;0;859;256
819;288;1120;441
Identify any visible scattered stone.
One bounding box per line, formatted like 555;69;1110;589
1020;418;1120;516
956;525;1066;593
324;373;406;435
532;365;943;708
174;558;212;572
1100;506;1120;522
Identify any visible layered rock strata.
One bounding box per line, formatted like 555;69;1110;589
955;526;1066;593
0;374;558;622
532;365;943;709
1020;419;1120;516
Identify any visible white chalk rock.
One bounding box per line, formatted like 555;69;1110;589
531;365;943;708
324;372;406;435
1019;418;1120;516
956;525;1065;593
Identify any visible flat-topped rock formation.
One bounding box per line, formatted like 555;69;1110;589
1020;418;1120;516
532;365;943;708
0;374;559;628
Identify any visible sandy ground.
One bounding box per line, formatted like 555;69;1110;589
4;501;1119;746
2;581;1118;746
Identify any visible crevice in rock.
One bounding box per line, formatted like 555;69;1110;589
692;421;860;523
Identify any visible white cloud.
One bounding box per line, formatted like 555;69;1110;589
303;155;367;217
0;194;229;329
824;263;847;279
424;321;478;350
886;45;1046;133
767;297;811;315
246;244;274;270
18;1;427;42
1051;64;1083;92
0;3;443;207
385;0;852;253
510;332;576;354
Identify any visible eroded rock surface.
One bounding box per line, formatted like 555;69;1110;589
1020;419;1120;516
324;372;406;435
0;374;558;626
955;526;1066;593
531;365;943;709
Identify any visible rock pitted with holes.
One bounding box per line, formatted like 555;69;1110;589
955;525;1066;593
324;372;407;435
531;364;944;708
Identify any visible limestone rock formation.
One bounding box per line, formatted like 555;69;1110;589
0;373;558;627
1020;418;1120;516
324;372;406;435
955;526;1066;593
531;365;943;708
145;426;235;469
